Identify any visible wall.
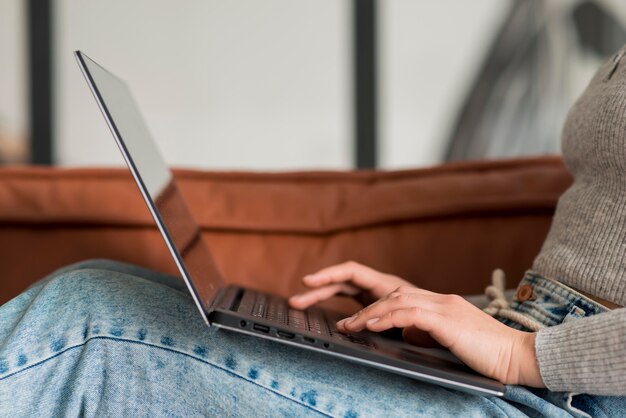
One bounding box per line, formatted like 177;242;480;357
379;0;509;168
55;0;352;170
54;0;509;170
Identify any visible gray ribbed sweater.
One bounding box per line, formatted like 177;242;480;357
532;44;626;396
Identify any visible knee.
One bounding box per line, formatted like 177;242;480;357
9;267;140;332
54;258;130;275
41;266;133;300
32;266;171;323
22;259;124;294
34;267;197;332
38;259;184;304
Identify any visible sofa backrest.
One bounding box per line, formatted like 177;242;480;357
0;156;572;307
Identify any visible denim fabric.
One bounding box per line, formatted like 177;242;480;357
496;271;626;417
0;261;624;417
499;271;609;331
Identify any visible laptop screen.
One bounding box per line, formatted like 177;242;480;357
75;51;224;323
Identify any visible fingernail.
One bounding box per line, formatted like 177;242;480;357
336;318;348;327
366;318;380;326
345;314;357;324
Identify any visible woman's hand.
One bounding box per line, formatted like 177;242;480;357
289;261;414;310
337;285;545;387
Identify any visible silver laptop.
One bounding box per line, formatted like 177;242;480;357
75;50;505;398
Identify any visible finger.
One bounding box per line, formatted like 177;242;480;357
352;285;429;316
382;286;435;298
335;290;418;332
303;261;379;289
350;286;440;320
289;283;360;309
339;293;439;332
402;326;443;349
366;307;441;335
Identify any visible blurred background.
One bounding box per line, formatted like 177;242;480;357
0;0;625;170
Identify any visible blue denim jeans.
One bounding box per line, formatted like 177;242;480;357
0;260;624;417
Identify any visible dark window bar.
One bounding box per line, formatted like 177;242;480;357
354;0;377;169
27;0;54;165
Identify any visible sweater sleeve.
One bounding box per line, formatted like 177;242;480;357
535;308;626;396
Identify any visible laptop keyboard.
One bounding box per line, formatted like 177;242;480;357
237;290;375;348
238;290;333;336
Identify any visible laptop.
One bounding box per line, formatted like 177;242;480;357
74;50;506;398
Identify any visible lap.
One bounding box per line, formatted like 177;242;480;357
0;260;610;417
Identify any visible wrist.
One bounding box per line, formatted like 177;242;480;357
513;332;545;387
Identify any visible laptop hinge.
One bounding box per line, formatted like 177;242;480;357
207;285;241;315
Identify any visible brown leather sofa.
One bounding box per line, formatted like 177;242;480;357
0;156;571;310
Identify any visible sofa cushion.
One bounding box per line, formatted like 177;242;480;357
0;156;572;308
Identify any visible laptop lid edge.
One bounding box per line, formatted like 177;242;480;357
74;50;218;326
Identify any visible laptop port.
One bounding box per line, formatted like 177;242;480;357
277;330;295;339
303;337;315;344
253;323;270;333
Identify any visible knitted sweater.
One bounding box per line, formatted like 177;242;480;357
532;43;626;396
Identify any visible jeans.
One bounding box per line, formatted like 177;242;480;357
0;260;624;417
